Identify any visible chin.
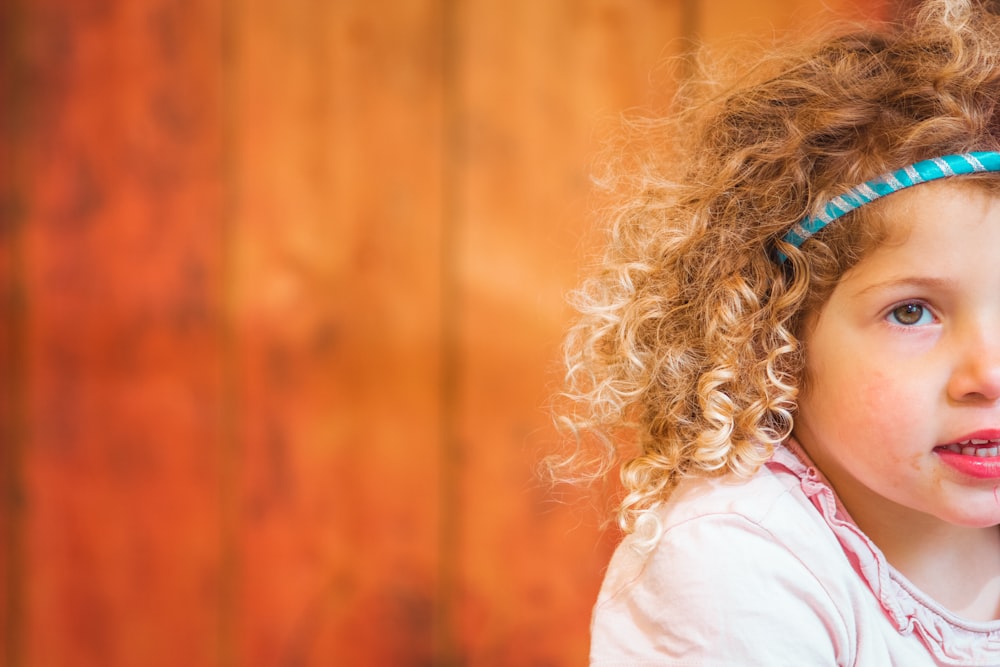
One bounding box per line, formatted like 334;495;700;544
938;505;1000;529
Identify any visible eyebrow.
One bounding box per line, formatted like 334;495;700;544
849;275;955;298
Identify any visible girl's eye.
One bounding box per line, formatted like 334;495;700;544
887;302;934;326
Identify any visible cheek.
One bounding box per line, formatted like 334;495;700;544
819;369;919;446
838;370;928;464
853;372;901;425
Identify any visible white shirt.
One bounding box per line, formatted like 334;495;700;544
590;441;1000;666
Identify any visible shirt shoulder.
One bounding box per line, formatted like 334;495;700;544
590;470;855;666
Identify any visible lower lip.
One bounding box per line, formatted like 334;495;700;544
936;448;1000;479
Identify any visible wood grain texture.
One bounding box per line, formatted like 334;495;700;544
449;1;684;662
229;0;445;664
10;1;227;665
695;0;893;40
1;1;27;663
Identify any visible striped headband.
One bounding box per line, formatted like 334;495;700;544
775;151;1000;263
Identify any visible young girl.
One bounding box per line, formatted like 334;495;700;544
555;0;1000;664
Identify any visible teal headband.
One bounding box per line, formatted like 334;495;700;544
775;151;1000;263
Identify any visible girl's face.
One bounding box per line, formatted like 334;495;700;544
794;181;1000;533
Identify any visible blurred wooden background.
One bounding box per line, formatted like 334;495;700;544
1;1;898;665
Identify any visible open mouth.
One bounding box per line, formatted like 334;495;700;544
938;439;1000;457
936;439;1000;478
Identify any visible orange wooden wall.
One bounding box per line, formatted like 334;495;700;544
1;1;892;665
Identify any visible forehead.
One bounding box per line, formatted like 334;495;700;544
838;179;1000;282
868;178;1000;245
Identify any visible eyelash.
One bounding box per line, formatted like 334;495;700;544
884;301;937;327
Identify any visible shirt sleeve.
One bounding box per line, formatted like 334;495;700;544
589;513;852;667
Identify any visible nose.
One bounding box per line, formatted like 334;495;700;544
947;330;1000;403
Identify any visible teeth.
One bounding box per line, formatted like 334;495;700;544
944;442;1000;457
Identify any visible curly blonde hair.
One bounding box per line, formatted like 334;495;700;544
552;0;1000;533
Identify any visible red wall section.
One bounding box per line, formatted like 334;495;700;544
5;2;228;665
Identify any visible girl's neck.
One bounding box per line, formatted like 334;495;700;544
858;506;1000;622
